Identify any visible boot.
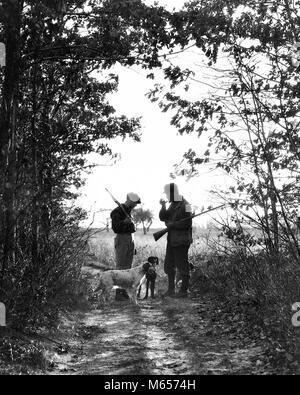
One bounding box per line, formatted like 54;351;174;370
175;275;189;298
163;273;176;297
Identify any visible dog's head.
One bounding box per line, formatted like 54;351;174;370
142;257;159;274
148;256;159;266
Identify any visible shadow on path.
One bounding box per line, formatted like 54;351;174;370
51;296;268;375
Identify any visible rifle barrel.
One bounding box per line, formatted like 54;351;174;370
153;204;225;242
176;204;226;224
105;188;132;220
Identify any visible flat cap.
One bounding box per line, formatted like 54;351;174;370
127;192;141;204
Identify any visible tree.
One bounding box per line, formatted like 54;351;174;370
133;208;154;234
147;0;300;260
0;0;23;277
0;0;180;327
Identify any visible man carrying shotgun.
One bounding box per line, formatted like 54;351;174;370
110;191;141;300
159;183;193;299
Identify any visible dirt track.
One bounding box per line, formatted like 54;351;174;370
50;295;270;375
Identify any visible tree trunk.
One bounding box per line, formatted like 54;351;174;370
31;61;39;268
142;221;147;235
0;0;23;280
147;220;153;233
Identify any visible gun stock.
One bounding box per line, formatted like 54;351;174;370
153;228;169;242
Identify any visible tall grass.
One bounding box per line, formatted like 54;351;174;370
88;229;166;268
88;227;300;324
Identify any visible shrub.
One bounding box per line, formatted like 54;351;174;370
0;207;89;330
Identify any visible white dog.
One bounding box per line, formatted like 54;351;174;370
94;261;151;304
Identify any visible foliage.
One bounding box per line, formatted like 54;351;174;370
147;0;300;260
0;0;178;328
0;335;48;373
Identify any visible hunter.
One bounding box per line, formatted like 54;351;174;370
159;183;193;298
111;192;141;300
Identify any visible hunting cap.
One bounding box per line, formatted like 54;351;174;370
127;192;141;204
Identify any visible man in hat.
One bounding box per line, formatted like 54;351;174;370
159;183;193;298
111;192;141;300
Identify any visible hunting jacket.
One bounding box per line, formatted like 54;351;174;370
159;198;193;247
111;205;135;234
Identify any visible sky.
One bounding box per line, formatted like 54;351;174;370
76;0;232;228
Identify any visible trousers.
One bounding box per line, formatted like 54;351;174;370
164;243;190;277
114;233;134;269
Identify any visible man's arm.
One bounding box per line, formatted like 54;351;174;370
159;200;169;222
111;208;135;233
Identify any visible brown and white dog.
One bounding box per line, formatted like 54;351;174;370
94;260;153;304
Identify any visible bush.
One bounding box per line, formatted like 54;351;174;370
0;207;89;330
0;336;48;372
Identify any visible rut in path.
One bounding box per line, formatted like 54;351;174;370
52;296;267;375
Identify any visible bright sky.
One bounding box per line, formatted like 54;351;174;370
77;0;231;228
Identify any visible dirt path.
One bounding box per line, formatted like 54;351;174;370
50;295;270;375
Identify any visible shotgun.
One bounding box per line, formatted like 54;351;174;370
105;188;132;220
153;204;225;242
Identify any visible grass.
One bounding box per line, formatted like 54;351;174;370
88;229;166;267
87;227;300;363
87;227;221;263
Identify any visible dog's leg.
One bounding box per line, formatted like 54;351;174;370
137;275;146;300
137;284;142;299
150;280;155;299
103;287;115;304
144;280;150;300
100;278;115;305
127;288;137;305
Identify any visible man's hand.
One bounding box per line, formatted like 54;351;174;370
166;221;175;229
160;199;167;206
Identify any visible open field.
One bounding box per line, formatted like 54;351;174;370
87;227;223;269
85;227;221;298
